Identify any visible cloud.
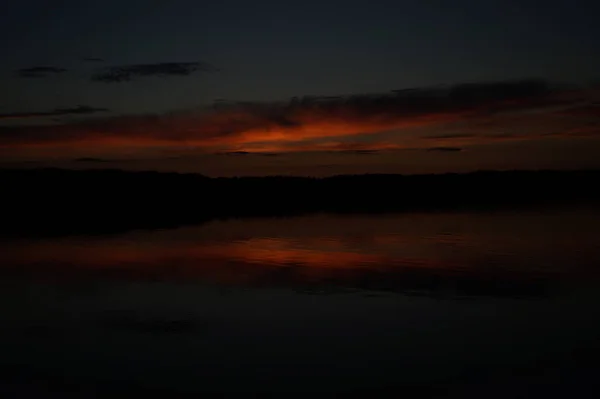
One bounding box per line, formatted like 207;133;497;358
16;66;67;78
422;133;475;140
53;105;110;115
91;61;219;83
553;104;600;117
184;79;554;146
0;105;109;120
342;149;380;155
1;79;596;153
222;140;407;154
426;147;463;152
73;157;110;163
220;151;251;156
547;126;600;138
215;151;280;157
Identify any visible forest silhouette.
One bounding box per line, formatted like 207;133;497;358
2;168;599;237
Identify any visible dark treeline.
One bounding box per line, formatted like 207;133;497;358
1;168;599;237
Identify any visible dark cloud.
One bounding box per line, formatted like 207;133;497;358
216;151;280;156
287;79;550;118
53;105;110;115
0;105;109;120
219;151;251;156
16;66;67;78
341;149;379;155
553;104;600;117
73;157;110;163
422;133;476;140
555;127;600;138
184;79;555;141
91;61;219;83
426;147;463;152
485;133;519;139
0;79;590;152
447;80;550;102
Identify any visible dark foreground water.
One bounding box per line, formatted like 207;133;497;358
1;208;600;396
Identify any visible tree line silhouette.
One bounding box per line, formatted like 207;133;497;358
2;168;599;237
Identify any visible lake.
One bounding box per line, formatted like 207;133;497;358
1;208;599;396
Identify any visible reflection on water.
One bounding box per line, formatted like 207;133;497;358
2;209;599;297
1;209;600;395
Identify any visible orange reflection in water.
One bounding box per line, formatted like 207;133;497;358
2;210;592;298
3;210;597;288
0;233;452;285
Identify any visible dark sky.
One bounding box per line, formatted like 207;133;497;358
1;0;600;175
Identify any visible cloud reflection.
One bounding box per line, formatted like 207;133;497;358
0;214;578;300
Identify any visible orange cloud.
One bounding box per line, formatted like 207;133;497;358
3;79;595;155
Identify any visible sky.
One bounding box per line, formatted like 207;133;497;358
1;0;600;176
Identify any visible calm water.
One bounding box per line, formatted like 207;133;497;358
1;208;600;396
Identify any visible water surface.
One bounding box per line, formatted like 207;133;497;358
1;208;599;396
